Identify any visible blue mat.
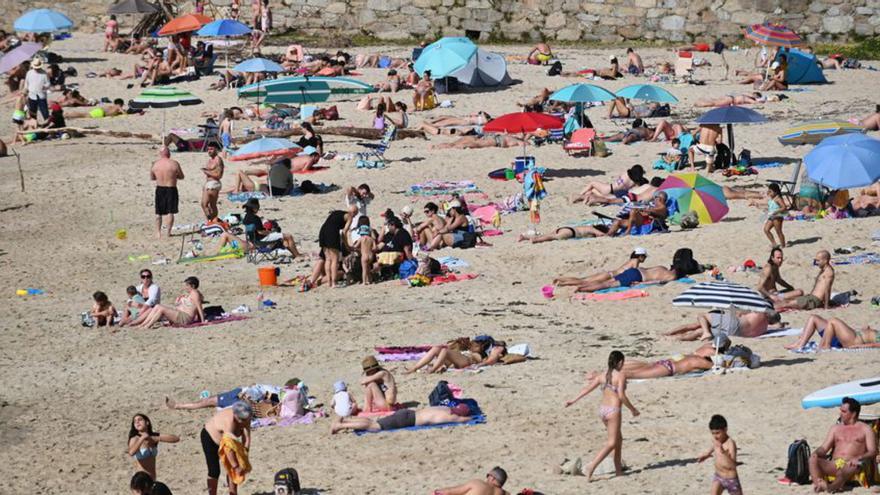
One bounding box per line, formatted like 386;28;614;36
595;277;695;294
752;161;784;169
354;414;486;435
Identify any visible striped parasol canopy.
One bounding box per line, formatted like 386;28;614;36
778;120;866;146
658;173;729;225
673;281;773;313
129;86;202;137
744;22;804;47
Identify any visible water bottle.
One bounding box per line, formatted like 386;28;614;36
256;291;264;311
200;390;211;399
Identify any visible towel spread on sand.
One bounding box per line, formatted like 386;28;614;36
378;352;427;362
375;345;434;354
175;314;248;328
436;257;469;269
177;250;244;264
218;436;251;485
789;341;880;354
593;277;695;294
832;252;880;265
757;327;802;339
430;273;479;285
406;180;482;196
354;414;487;435
252;411;321;429
573;289;649;301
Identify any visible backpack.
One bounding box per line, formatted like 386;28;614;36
547;60;562;76
715;142;732;169
274;467;301;494
428;380;453;406
784;439;811;485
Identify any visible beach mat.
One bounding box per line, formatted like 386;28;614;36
354;414;486;435
375;345;433;354
174;314;248;328
177;251;244;264
757;327;802;339
573;289;648;301
294;166;330;174
594;277;695;294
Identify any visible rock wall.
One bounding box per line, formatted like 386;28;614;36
6;0;880;43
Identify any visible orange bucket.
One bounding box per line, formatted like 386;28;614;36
258;267;278;286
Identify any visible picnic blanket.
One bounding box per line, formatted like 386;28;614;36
406;180;482;197
173;314;248;328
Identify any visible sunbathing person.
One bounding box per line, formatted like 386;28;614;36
135;276;203;328
761;60;788;90
517;224;610;243
599;56;623;79
360;356;397;412
374;69;402;92
573;263;679;293
517;87;552;110
665;310;783;341
579;177;664;206
856;109;880;131
280;44;305;70
64;99;128;119
355;53;408;69
166;385;270;411
850;192;880;212
405;338;506;374
601;119;657;144
774;250;833;311
554;248;648;287
606;97;663;119
571;165;647;203
331;404;473;434
425;111;493;128
602;338;730;379
434;467;509;495
430;134;527;150
52;88;91;107
603;191;669;237
694;92;787;107
785;315;880;351
722;185;765;200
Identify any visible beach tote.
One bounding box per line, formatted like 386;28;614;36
428;381;453;406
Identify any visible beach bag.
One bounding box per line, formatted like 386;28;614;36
274;467;301;495
679;211;700;229
453;232;478;249
547;61;562;76
592;139;609;157
428;380;453;406
715;143;732;169
398;259;418;279
784;439;811;485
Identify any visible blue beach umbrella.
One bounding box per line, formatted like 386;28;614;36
14;9;74;33
615;84;679;103
233;57;284;73
550;83;616;103
695;105;767;153
804;134;880;189
197;19;251;37
413;37;477;78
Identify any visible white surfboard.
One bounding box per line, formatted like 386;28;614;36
802;377;880;409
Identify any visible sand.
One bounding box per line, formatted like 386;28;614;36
1;33;878;494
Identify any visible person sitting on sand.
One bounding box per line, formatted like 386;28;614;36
127;413;179;481
785;315;880;350
517;224;610;244
120;285;147;326
603;190;669;237
430;133;527;150
405;338;507;374
855;106;880;131
578;177;664;206
571;165;647;203
527;42;554;65
52;88;91;107
517;87;552;112
331;403;474;433
808;397;877;493
425;202;488;250
755;247;803;303
773;250;834;311
411;202;446;246
688;123;722;173
360;355;398;412
761;58;788;91
574;262;680;293
606;97;664;119
601;119;659;144
626;47;644;74
374;69;402;92
666;310;783;341
355;52;408;69
434;466;509;495
554;248;648;287
90;291;117;328
136;276;203;328
694;91;788;107
64;99;128;119
599;56;623;79
280;44;305;70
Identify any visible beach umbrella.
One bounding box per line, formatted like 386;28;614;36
615;84;679;103
673;281;773;313
803;134;880;189
230;137;302;196
129;86;202;138
232;58;284;116
744;22;804;48
0;42;42;74
483;112;564;157
658;173;729;225
108;0;159;14
238;76;372;105
197;20;252;68
14;9;74;33
694;105;767;154
413;37;478;78
778;120;865;146
549;84;616;128
158;13;213;36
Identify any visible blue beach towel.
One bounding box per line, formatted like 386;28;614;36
354;414;486;435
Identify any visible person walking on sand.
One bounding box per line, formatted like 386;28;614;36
697;415;742;495
564;350;639;482
201;143;224;221
775;250;834;311
150;147;184;239
202;402;252;495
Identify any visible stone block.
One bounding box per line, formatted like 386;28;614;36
827;5;840;15
412;0;442;6
823;14;853;32
366;0;399;11
545;11;567;28
461;19;494;31
576;13;601;23
855;22;874;34
634;0;656;7
325;2;347;13
646;8;664;17
660;14;685;30
871;15;880;26
556;27;583;39
809;1;827;12
856;7;874;15
617;25;643;38
731;11;764;24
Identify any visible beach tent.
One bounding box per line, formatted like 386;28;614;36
776;49;826;84
449;48;512;87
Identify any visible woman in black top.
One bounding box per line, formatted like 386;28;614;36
306;210;352;289
214;198;300;257
296;122;323;155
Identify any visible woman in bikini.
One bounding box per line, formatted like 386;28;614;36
784;315;880;350
617;339;729;379
565;351;639;482
404;338;507;374
136;277;203;328
127;413;179;480
571;165;647;203
517;224;610;243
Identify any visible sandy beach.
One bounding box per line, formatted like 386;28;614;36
1;33;879;494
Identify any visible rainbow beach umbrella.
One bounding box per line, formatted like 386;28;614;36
658;173;729;225
778;120;866;146
744;22;804;47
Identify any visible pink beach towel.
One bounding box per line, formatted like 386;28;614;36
573;290;648;301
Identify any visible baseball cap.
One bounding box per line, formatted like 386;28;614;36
333;381;347;393
633;247;648;256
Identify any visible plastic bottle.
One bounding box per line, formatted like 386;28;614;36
256;291;264;311
200;390;211;399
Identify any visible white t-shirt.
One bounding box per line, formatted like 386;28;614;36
136;283;161;306
333;390;352;417
25;69;49;100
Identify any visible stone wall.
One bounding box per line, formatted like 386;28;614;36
5;0;880;43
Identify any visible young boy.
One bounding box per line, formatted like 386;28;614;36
331;381;356;417
120;285;147;326
698;414;742;494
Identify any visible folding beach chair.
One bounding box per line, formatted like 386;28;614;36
768;160;802;202
564;128;596;156
675;52;694;81
245;226;293;264
356;124;396;168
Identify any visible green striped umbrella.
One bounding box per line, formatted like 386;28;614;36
129;86;202;138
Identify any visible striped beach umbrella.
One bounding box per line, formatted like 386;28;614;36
744;23;804;47
658;173;729;225
129;86;202;138
778;120;866;146
673;281;773;313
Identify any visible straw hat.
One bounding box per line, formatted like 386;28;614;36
31;58;43;69
362;355;381;372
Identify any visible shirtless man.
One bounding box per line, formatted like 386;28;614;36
694;92;787;107
64;99;129;119
857;107;880;131
201;402;252;495
775;250;834;310
434;467;509;495
150;147;184;238
688;124;722;173
527;43;554;64
430;134;526;150
201;143;224;221
665;310;783;341
330;404;473;434
809;397;877;493
360;355;397;412
756;247;803;303
626;47;644;74
517;224;609;243
554;248;648;287
574;264;679;293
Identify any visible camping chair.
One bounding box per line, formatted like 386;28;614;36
244;225;293;264
194;44;217;76
198;120;222;151
564;128;596;156
675;52;694;80
356;124;396;168
768;160;802;202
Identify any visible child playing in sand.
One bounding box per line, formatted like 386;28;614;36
331;381;356;417
120;286;147;326
751;183;787;247
90;291;117;328
697;414;742;494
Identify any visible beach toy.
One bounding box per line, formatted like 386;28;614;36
802;377;880;409
115;228;127;240
16;288;44;296
505;168;515;180
200;390;211;399
541;285;555;299
258;266;279;286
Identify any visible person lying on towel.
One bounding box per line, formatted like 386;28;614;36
330;404;473;434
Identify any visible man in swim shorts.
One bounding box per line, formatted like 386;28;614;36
201;143;224;221
688;124;722;172
665;310;783;341
150;147;184;238
202;401;252;495
574;264;679;293
809;397;877;492
330;404;473;433
65;98;128;119
775;250;834;311
434;466;509;495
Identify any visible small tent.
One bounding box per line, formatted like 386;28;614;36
777;49;827;84
450;48;512;87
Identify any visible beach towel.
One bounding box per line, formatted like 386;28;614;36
227;191;268;202
174;314;248;328
790;341;880;354
593;277;695;294
354;414;486;435
435;257;469;270
752;161;785;169
218;436;251;485
832;252;880;265
176;250;244;264
756;327;802;339
430;273;479;285
376;345;434;354
406;180;481;196
573;289;649;301
252;411;321;429
378;352;427;362
356;404;403;418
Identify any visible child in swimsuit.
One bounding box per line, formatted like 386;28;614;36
697;415;741;495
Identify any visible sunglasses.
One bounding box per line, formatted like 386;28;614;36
140;274;151;279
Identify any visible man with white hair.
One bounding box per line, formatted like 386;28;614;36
202;401;252;495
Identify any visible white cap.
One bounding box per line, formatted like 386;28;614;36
633;247;648;256
447;200;461;210
609;55;616;61
401;205;414;216
770;61;780;69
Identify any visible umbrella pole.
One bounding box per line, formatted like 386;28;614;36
727;123;734;157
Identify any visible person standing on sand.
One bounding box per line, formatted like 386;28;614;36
202;402;252;495
25;58;50;123
696;415;742;495
150;147;184;239
688;123;722;173
201;143;224;221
